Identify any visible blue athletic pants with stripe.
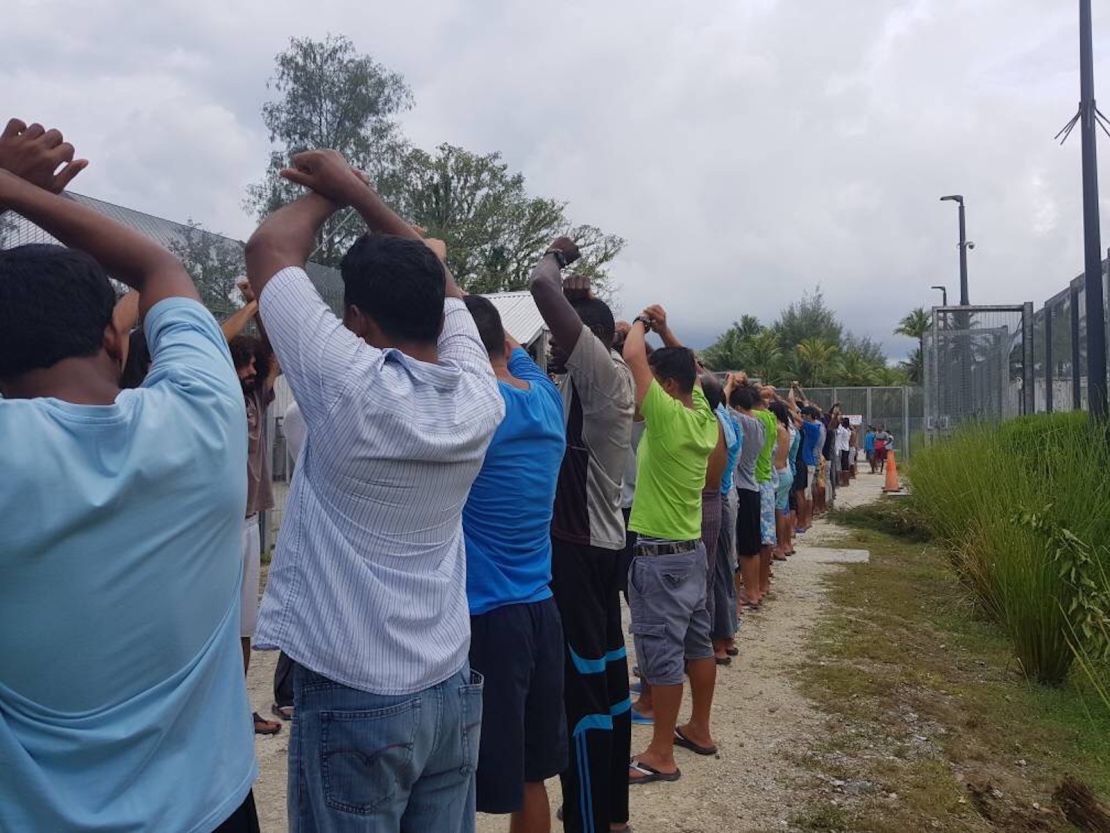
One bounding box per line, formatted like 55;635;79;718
550;537;632;833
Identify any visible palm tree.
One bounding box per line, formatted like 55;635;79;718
793;338;840;386
745;330;784;384
894;307;930;383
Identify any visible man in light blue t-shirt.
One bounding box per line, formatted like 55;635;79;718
0;122;257;833
461;295;568;831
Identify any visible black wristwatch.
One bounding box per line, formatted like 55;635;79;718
545;249;568;269
633;315;652;329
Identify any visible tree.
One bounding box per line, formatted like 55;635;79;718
167;221;245;317
244;34;413;266
380;143;624;296
900;347;923;384
791;338;841;385
244;38;625;288
894;307;930;383
774;288;842;351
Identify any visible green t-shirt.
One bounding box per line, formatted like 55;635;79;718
754;408;778;484
628;382;719;541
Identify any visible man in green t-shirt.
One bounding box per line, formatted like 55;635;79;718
622;306;720;786
754;388;780;600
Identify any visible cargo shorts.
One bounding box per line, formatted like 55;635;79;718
627;543;714;687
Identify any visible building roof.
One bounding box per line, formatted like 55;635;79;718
484;291;546;346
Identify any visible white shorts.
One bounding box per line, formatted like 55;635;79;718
241;515;261;638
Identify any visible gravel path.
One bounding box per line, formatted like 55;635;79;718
245;472;884;832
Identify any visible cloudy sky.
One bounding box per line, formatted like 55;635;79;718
4;0;1109;356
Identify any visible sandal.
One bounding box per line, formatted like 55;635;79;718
253;712;282;735
631;709;654;726
726;646;739;657
629;759;681;785
271;703;294;721
674;727;718;756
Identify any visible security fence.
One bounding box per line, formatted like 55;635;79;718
773;385;923;460
1029;263;1110;414
922;257;1110;441
923;304;1034;440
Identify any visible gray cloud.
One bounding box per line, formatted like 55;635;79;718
4;0;1108;358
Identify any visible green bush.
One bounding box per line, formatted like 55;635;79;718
909;412;1110;684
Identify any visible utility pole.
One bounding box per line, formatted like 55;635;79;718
939;195;971;305
1080;0;1108;420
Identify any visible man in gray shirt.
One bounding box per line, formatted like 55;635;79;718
727;376;766;610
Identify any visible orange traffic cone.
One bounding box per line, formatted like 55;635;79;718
882;450;903;493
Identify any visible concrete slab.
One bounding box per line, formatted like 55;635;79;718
794;547;871;564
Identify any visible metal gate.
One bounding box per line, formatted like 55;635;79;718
923;304;1034;442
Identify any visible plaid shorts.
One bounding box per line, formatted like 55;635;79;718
759;481;777;546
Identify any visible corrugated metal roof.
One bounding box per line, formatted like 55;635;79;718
483;291;546;346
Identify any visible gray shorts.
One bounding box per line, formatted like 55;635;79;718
806;465;818;499
627;545;714;686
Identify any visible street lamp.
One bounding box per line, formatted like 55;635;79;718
939;195;973;305
931;285;948;306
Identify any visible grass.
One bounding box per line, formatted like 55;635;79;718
908;413;1110;684
791;503;1110;833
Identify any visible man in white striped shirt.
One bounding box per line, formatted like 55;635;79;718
245;149;504;833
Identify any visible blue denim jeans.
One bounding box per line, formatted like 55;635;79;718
289;663;483;833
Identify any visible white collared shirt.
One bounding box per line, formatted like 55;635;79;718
254;267;504;695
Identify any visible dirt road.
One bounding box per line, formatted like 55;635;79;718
245;472;883;832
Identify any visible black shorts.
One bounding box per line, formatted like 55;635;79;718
793;462;809;491
213;791;260;833
736;488;761;558
469;597;568;814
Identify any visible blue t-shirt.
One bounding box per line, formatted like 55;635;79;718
463;348;566;616
717;403;741;495
864;431;876;452
802;419;824;467
0;298;256;833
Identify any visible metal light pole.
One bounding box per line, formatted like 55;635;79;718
931;285;948;307
1079;0;1108;420
939;195;972;305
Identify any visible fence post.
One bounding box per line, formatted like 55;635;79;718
865;387;873;429
1071;283;1083;410
1022;302;1035;415
902;386;911;459
1045;305;1054;412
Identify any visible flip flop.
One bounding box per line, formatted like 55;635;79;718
715;655;732;666
631;709;654;726
629;759;681;785
253;712;282;735
674;727;718;756
271;703;294;721
726;646;739;657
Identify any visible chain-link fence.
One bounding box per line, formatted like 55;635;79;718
772;385;922;460
924;257;1110;436
923;305;1034;440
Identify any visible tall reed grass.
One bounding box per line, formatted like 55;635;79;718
909;412;1110;684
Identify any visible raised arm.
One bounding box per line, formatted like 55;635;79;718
528;236;586;355
644;304;682;348
0;171;197;317
220;299;259;341
0;118;87;211
275;149;464;299
244;189;337;300
622;315;654;406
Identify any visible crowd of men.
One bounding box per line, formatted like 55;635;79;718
0;118;887;833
